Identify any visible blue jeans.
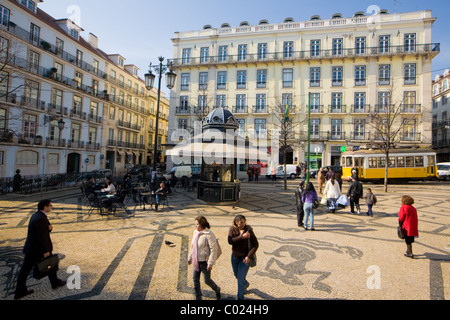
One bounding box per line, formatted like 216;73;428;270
303;202;314;229
193;261;220;300
231;254;250;300
367;204;373;216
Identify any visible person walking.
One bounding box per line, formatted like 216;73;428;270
295;181;305;227
188;216;221;300
363;188;377;217
317;168;325;194
13;169;22;192
398;196;419;258
14;199;66;299
347;177;363;215
302;182;319;231
323;174;341;213
228;215;258;300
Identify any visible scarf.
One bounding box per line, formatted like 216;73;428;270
192;230;203;272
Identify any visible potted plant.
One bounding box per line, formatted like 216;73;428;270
34;135;43;145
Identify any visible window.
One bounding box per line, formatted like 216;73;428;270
235;94;246;112
403;91;416;111
178;119;188;130
118;57;124;67
0;5;10;27
88;127;97;145
237;70;247;89
76;50;83;67
199;72;208;90
255;94;266;111
0;108;6;130
377;92;391;112
310;119;321;138
257;69;267;88
403;119;416;141
258;43;267;60
310;93;320;112
30;23;40;45
404;63;416;85
379;65;390;85
354;92;366;112
378;157;386;168
237;119;245;133
355;37;366;55
71;124;79;143
90;101;98;118
23;114;37;139
310;67;320;87
24;79;39;106
17;150;38;165
355;66;366;86
332;66;343;86
353;119;365;139
331;92;343;112
311;40;320;57
282;68;293;88
217;71;227;89
218;46;228;62
404;33;416;52
254;119;266;135
69;28;79;40
88;155;95;165
0;70;8;98
283;41;293;58
397;157;405;167
200;47;209;63
20;0;36;12
72;96;82;115
49;120;61;141
182;48;191;64
369;157;377;168
181;73;190;91
0;36;8;61
415;156;424;167
330;119;343;139
28;50;39;73
51;88;63;110
405;156;414;167
238;44;247;61
109;106;115;120
216;95;226;108
379;35;390;53
332;38;343;56
198;95;207;110
0;150;3;165
282;93;293;108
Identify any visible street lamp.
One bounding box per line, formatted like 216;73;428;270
144;56;177;184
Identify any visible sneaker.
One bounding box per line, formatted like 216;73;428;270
357;209;361;215
310;228;316;231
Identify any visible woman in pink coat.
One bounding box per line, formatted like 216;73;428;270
398;195;419;258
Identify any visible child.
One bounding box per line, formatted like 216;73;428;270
363;188;377;217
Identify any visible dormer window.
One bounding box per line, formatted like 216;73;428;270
69;28;79;40
20;0;36;12
118;57;124;67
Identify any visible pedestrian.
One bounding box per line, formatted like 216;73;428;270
295;181;305;227
323;174;341;213
271;167;277;181
254;167;260;182
317;168;325;194
188;216;221;300
302;182;319;231
13;169;22;192
363;188;377;217
14;199;66;299
228;215;258;300
398;195;419;259
334;171;343;191
325;167;334;181
347;177;363;215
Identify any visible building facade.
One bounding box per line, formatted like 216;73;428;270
0;0;169;177
168;10;439;171
432;70;450;162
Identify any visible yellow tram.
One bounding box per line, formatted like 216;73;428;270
341;148;438;182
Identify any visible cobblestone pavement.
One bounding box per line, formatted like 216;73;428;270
0;179;449;301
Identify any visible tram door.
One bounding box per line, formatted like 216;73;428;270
355;157;364;178
427;155;436;177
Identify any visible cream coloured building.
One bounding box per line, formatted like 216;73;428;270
168;10;439;170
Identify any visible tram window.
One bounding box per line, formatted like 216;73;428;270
415;156;424;167
397;156;405;167
388;157;395;167
428;156;435;166
378;157;386;168
405;156;414;167
355;157;363;167
369;157;377;168
346;157;353;167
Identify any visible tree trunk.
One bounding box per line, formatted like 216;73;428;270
384;151;389;193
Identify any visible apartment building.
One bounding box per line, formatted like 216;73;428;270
0;0;169;177
432;69;450;162
168;10;439;169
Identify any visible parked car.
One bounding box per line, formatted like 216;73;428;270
266;164;298;179
164;166;193;179
130;165;150;175
437;162;450;180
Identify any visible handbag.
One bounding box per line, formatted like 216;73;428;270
33;254;59;280
248;239;257;268
336;195;349;207
313;198;319;209
320;196;327;205
397;226;405;240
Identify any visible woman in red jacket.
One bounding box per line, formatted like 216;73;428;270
398;195;419;258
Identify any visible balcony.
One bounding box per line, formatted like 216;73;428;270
307;105;324;114
252;105;268;114
328;105;347;114
349;132;370;141
176;106;191;115
117;120;141;131
169;43;440;68
351;104;371;114
400;132;421;142
233;106;248;114
400;104;422;113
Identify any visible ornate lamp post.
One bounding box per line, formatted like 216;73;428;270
144;57;176;184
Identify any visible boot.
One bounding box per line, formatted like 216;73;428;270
404;244;414;258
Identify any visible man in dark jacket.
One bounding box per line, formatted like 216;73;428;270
347;177;363;215
295;181;305;227
14;199;65;299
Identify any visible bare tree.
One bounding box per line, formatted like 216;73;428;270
368;88;412;192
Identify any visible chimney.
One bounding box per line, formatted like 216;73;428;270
88;33;98;49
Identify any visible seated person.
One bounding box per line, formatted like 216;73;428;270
101;177;117;212
84;176;96;196
154;182;169;211
167;173;177;193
